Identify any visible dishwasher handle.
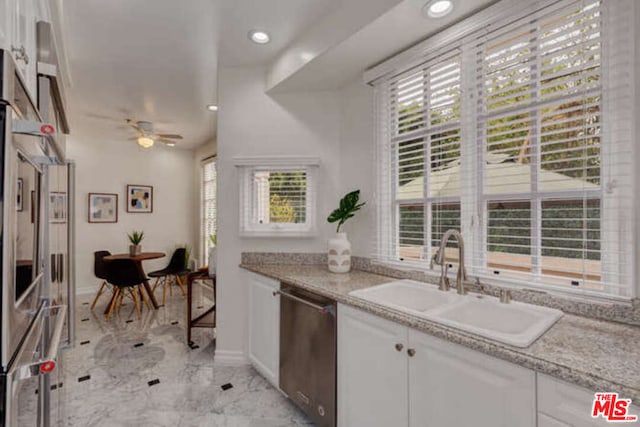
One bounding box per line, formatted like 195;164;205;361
273;289;335;316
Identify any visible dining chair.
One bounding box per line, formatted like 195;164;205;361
105;258;151;320
149;248;190;305
91;250;113;310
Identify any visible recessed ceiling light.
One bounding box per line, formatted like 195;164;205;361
423;0;453;18
207;104;218;111
248;30;270;44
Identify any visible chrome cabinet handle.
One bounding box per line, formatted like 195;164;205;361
395;343;404;352
407;348;416;357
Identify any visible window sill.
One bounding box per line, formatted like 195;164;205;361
239;230;317;238
370;258;634;303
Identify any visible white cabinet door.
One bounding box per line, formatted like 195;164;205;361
337;304;409;427
247;272;280;388
538;374;640;427
0;0;16;50
408;329;535;427
13;0;37;94
538;413;571;427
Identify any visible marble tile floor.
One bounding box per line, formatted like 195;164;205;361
51;282;314;427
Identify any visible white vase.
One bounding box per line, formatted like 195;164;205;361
208;246;217;276
328;232;351;273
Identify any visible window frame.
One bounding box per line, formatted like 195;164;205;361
235;156;319;238
201;157;217;266
372;0;635;300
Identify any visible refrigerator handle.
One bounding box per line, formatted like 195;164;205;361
66;161;76;347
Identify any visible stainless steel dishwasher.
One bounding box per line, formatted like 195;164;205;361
277;284;336;427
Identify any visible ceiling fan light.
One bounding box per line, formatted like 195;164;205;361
137;136;154;148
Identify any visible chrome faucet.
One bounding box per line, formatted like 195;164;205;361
431;229;467;295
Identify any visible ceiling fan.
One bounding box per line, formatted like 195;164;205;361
127;119;183;148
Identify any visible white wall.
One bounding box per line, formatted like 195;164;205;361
338;80;376;256
67;136;196;294
216;65;343;359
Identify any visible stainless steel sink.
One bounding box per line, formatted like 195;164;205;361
349;280;563;348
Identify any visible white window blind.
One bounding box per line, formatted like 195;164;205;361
252;170;308;225
389;53;463;263
373;0;635;299
201;158;217;264
237;158;318;237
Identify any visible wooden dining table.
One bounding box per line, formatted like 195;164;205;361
103;252;165;310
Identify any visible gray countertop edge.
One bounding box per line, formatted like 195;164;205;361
240;263;640;402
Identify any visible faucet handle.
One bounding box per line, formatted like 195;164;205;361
430;250;440;269
499;289;512;304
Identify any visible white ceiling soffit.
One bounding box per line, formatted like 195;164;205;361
265;0;405;90
64;0;219;149
267;0;498;93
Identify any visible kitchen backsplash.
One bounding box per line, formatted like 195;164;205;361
241;252;640;327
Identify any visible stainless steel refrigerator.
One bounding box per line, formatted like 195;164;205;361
0;20;74;427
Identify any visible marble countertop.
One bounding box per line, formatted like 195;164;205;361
240;263;640;402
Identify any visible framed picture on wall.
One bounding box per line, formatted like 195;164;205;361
50;192;67;223
16;178;23;211
88;193;118;223
126;184;153;213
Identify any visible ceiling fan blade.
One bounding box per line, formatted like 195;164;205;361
157;138;178;146
156;133;183;140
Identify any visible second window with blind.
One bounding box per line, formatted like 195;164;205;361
375;0;634;299
236;158;318;237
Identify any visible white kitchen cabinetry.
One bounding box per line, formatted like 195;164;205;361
0;0;16;50
337;304;536;427
538;374;640;427
337;304;409;427
408;328;535;427
247;272;280;388
0;0;40;95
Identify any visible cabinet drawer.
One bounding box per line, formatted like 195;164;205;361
537;374;639;426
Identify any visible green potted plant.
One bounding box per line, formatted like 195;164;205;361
327;190;366;273
128;230;144;256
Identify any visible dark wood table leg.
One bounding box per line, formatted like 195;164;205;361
104;291;118;315
142;279;160;309
134;261;160;309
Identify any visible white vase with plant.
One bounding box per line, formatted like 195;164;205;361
208;234;217;276
128;230;144;256
327;190;366;273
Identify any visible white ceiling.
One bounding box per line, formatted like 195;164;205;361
64;0;221;149
63;0;346;149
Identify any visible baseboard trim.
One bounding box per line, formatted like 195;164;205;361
214;350;248;366
76;286;96;296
